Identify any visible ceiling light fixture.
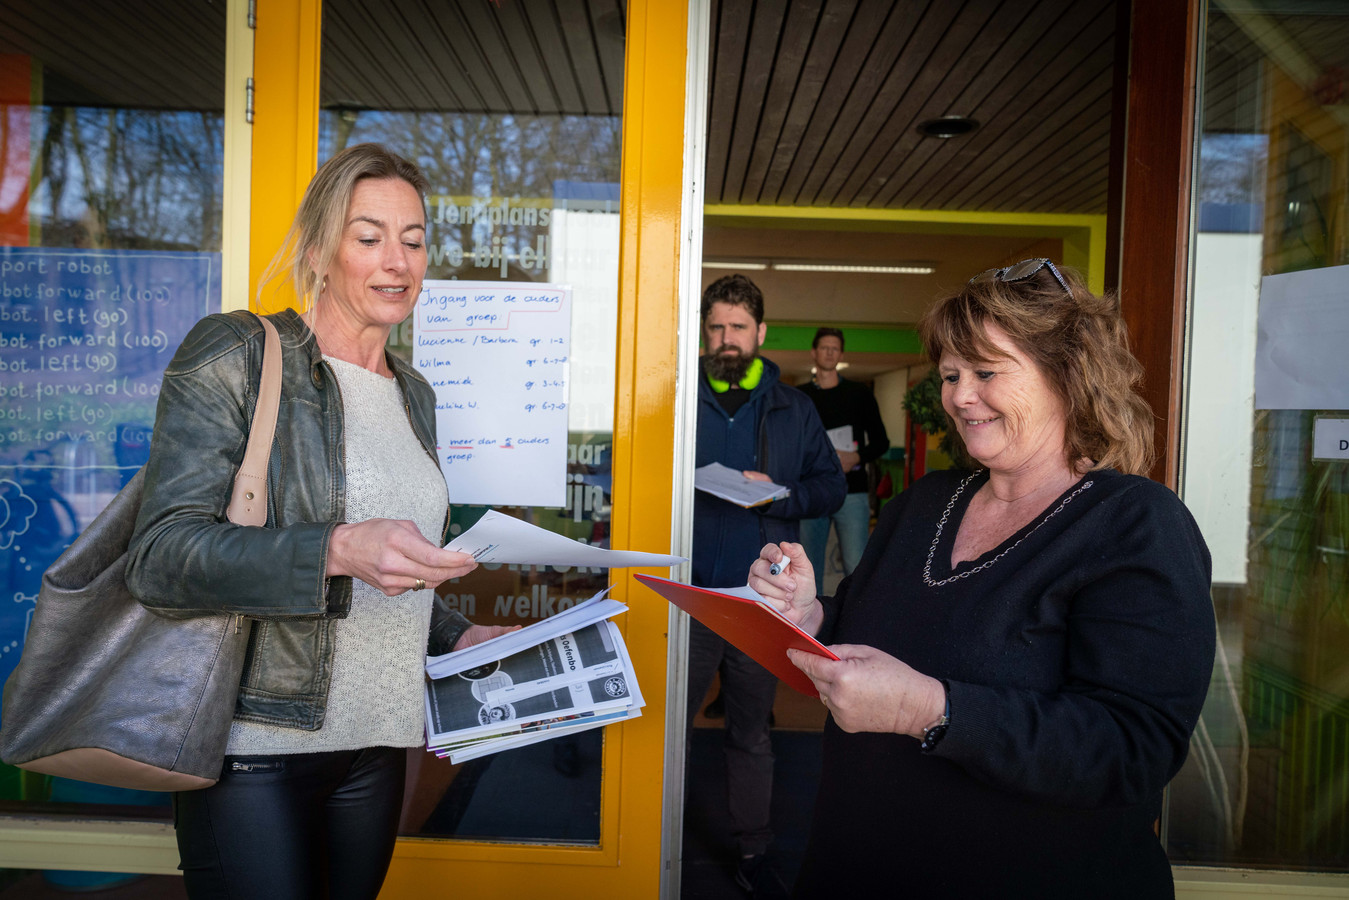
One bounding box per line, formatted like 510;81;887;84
702;260;934;275
773;263;935;275
917;116;979;139
702;260;769;270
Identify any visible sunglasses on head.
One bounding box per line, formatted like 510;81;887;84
969;258;1071;295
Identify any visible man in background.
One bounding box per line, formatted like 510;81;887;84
797;327;889;595
690;274;844;896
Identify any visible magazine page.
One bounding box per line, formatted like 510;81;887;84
425;620;636;747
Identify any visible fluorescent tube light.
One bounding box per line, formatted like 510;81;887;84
772;263;935;275
702;260;935;274
702;260;769;270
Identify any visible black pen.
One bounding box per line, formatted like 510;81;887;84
769;558;790;576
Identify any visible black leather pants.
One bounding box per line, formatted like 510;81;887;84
173;746;406;900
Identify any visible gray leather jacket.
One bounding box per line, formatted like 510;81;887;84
126;308;470;731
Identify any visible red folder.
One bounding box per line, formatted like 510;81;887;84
633;574;839;697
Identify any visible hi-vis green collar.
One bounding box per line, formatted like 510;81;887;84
707;356;764;393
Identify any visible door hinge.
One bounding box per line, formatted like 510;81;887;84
247;0;256;29
245;77;255;124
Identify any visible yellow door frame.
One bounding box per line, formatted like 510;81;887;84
248;2;687;896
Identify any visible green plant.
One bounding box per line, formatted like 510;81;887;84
902;367;956;457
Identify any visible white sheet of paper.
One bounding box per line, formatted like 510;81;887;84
1255;264;1349;410
443;708;641;763
445;509;686;568
825;425;856;452
414;280;572;506
693;462;789;507
425;590;623;678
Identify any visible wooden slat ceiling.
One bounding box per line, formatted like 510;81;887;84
0;0;226;111
705;0;1118;214
320;0;626;116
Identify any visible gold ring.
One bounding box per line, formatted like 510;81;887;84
413;578;426;592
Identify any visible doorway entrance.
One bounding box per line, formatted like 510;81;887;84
680;2;1118;896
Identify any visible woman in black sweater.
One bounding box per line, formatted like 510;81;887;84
749;259;1215;898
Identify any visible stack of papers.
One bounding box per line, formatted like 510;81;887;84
694;462;789;508
421;510;682;762
424;592;644;763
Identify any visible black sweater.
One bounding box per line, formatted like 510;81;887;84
797;377;889;494
794;467;1215;899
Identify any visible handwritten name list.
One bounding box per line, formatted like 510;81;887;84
414;280;571;507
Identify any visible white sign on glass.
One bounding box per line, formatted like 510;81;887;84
1312;416;1349;461
413;280;571;507
1254;264;1349;410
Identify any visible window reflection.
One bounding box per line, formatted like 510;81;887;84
1174;2;1349;871
30;107;223;251
0;2;225;836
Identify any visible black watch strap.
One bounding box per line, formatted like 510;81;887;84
920;680;951;752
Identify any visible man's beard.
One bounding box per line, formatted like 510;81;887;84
706;347;757;384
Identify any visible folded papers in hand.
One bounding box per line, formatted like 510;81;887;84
694;462;790;508
424;590;643;763
446;509;685;568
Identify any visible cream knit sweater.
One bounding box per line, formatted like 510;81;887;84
226;356;448;755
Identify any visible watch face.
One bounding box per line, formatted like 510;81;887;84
920;723;949;752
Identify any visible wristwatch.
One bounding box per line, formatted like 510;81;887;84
920;680;950;752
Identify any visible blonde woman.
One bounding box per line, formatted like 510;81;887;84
127;144;509;899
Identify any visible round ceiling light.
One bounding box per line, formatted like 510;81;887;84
917;116;979;139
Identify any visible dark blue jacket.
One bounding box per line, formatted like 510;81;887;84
694;355;846;586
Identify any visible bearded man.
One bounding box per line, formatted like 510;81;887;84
687;273;844;896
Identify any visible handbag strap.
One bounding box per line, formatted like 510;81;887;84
226;314;283;527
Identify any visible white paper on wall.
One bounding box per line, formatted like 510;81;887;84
414;280;571;507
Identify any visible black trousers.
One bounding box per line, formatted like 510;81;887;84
686;618;778;857
173;746;406;900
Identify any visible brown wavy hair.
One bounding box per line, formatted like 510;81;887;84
918;263;1155;476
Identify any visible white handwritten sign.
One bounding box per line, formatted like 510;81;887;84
414;280;571;507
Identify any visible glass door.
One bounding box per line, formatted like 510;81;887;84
1171;0;1349;877
314;0;626;847
242;1;693;896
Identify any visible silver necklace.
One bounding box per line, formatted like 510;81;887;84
922;471;1094;587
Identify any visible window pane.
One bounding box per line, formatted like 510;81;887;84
0;4;225;827
317;0;625;846
1171;3;1349;871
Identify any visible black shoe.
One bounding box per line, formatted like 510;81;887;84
734;853;789;898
